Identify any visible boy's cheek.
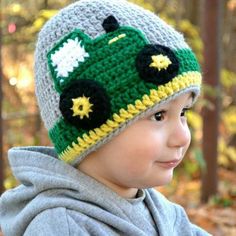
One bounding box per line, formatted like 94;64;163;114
182;135;191;157
132;140;161;159
187;128;192;146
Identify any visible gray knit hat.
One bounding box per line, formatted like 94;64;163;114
35;0;202;166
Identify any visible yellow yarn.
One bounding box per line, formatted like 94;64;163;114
108;34;126;44
94;128;107;137
135;100;146;110
149;54;172;71
71;95;93;119
113;113;126;123
107;119;119;128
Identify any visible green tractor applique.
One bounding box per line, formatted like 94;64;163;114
47;15;179;131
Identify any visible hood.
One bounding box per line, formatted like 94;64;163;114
0;146;103;236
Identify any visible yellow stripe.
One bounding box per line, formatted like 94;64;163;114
59;71;202;163
108;34;126;44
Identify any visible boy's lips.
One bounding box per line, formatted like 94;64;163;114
155;158;182;168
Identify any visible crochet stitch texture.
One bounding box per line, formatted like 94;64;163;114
35;0;202;166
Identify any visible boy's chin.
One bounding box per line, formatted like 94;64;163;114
156;171;174;186
142;172;174;188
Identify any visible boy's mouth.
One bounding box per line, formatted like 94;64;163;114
155;158;182;168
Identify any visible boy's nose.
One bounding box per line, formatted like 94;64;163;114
167;120;191;148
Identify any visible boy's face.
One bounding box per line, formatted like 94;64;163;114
79;92;193;198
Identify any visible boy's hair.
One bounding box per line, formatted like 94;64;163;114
34;0;202;166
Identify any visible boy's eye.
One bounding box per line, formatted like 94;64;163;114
151;107;191;122
151;111;166;121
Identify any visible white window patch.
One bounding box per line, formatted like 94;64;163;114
50;37;89;78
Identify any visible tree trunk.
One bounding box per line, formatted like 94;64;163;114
201;0;222;203
0;0;4;194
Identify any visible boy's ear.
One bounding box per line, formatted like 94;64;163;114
47;29;91;93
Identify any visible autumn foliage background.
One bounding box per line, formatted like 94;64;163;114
1;0;236;235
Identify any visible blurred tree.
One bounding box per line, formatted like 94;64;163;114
0;0;4;194
201;0;222;202
1;0;71;191
223;0;236;71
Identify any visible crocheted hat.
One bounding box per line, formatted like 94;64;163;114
35;0;202;166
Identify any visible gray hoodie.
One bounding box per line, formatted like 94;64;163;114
0;147;211;236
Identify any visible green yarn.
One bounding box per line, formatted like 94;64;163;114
175;49;200;74
49;117;88;154
47;24;201;156
47;27;149;94
48;50;199;155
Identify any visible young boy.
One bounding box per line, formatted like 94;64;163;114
0;0;211;235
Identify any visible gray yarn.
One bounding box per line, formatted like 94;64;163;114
35;0;189;130
34;0;199;166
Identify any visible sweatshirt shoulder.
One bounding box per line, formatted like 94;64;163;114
147;188;179;212
146;189;212;236
24;207;90;236
147;188;192;215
